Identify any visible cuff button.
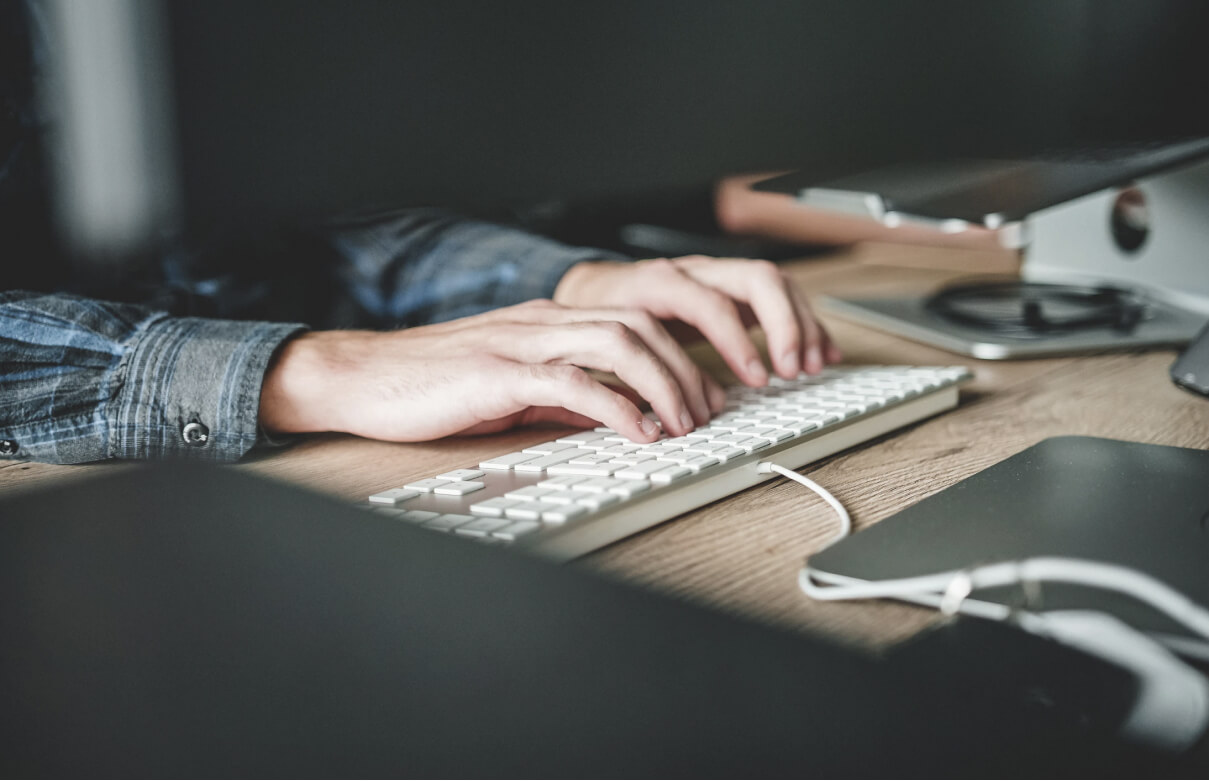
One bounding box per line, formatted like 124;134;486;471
0;439;18;456
182;422;210;447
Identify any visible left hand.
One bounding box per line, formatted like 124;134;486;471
553;256;842;386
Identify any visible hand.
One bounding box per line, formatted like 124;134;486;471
553;256;842;385
259;299;727;443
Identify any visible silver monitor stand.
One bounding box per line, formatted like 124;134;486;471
813;156;1209;359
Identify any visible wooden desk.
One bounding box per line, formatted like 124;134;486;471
4;242;1207;649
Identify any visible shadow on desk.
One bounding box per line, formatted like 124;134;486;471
2;463;1198;775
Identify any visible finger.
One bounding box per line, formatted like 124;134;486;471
702;371;726;414
788;284;841;371
507;303;712;427
677;258;808;379
744;264;805;378
491;322;696;436
634;261;768;387
510;363;661;444
561;309;713;426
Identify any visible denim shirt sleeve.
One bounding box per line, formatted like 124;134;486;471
0;291;306;464
326;209;627;327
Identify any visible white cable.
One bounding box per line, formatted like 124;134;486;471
757;461;850;544
800;558;1209;643
762;459;1209;749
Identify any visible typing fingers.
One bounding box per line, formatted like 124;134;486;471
498;302;720;426
628;259;769;387
488;321;696;437
673;256;838;377
506;361;661;443
551;307;718;424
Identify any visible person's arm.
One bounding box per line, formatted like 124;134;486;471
0;291;304;464
325;208;628;327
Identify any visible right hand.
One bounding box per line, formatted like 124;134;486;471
258;299;727;444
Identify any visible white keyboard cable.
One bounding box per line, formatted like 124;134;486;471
758;459;1209;752
757;462;850;544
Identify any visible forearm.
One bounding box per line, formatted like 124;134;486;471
0;291;305;463
326;209;627;326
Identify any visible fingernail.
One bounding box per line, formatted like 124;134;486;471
781;350;800;378
746;359;768;385
679;409;695;432
639;418;658;438
806;346;823;374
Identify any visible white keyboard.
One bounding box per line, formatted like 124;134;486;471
363;366;972;560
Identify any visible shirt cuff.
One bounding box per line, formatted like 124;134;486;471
109;318;307;461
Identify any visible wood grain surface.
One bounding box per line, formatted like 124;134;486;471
5;242;1206;649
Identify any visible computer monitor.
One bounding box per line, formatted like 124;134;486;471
39;0;1209;265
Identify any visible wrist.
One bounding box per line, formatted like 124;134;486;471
552;260;623;307
258;330;375;435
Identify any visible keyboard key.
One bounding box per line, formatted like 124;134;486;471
404;477;452;493
451;516;511;536
422;513;477;532
370;507;410;518
597;444;642;456
542;504;588;523
480;452;540;470
436;468;485;482
547;463;619;477
567;452;618;466
571;477;626;493
683;441;731;456
400;510;441;524
468;497;522;516
615;461;673;480
576;492;620;511
505;486;557;501
538;475;589;489
609;480;651;499
367;487;420;505
712;446;747;463
514;450;581;473
650;465;691;484
682;455;720;473
504;501;550;521
538;490;585;505
492;520;543;541
556;431;609;445
522;441;580;455
607;454;656;466
433;481;485;496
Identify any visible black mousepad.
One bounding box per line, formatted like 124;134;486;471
808;436;1209;640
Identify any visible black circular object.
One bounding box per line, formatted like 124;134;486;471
926;279;1148;338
